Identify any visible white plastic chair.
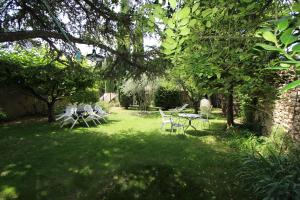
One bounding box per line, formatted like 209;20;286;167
199;105;212;128
171;104;189;113
83;104;102;126
56;104;76;121
159;109;184;133
60;107;79;129
94;104;108;122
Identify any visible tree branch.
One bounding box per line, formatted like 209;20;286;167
0;30;140;68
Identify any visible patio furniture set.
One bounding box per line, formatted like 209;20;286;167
56;104;108;129
159;99;212;133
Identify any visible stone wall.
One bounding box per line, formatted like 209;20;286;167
272;87;300;140
0;86;47;120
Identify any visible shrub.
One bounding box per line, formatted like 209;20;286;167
119;93;133;109
154;87;182;110
96;101;112;113
238;149;300;200
0;110;7;122
69;88;99;104
234;129;300;200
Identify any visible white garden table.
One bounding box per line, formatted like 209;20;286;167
178;113;201;130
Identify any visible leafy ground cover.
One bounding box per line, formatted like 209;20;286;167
0;108;252;200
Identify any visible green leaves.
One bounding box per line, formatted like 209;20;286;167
180;27;190;35
256;43;281;52
292;44;300;53
169;0;177;9
167;19;175;28
189;19;197;27
281;80;300;93
292;2;300;12
192;3;200;13
177;7;190;19
280;28;298;46
165;28;175;37
206;21;212;28
201;9;211;18
162;37;177;51
277;18;289;31
262;31;277;44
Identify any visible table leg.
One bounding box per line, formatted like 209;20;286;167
184;119;197;130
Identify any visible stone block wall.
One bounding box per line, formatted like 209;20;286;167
272;87;300;140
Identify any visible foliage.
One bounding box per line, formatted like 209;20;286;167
119;92;133;109
0;47;95;122
154;86;182;110
256;2;300;92
95;101;111;113
120;75;157;111
69;88;99;104
153;0;280;126
0;110;7;122
238;148;300;200
0;0;165;79
227;127;300;200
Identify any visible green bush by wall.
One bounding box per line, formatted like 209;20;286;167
119;93;133;109
154;87;182;110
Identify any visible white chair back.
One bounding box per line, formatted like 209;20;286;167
200;99;211;108
84;105;94;114
77;104;85;112
65;107;75;116
94;104;103;112
200;105;212;120
159;109;166;117
178;104;188;111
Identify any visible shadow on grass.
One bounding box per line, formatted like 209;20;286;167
0;122;250;200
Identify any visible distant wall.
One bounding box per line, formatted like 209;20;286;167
0;86;47;120
272;87;300;140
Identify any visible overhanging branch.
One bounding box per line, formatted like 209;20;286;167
0;30;139;67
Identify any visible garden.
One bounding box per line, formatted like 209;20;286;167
0;0;300;200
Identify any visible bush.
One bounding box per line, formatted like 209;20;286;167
238;149;300;200
154;87;182;110
96;101;112;113
0;110;7;122
234;130;300;200
69;89;99;104
119;93;133;109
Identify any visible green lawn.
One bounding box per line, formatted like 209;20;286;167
0;108;251;200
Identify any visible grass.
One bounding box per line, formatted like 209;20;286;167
0;107;252;200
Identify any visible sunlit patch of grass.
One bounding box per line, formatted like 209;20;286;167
0;107;252;200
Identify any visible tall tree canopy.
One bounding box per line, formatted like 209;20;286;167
0;0;165;78
154;0;289;127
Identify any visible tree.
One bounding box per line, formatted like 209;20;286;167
0;0;164;78
155;0;279;127
256;1;300;92
0;47;94;122
120;75;157;111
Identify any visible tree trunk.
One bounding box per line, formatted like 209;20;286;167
192;100;200;114
47;102;56;123
226;88;234;128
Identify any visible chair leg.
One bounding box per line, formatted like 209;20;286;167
92;119;98;126
96;119;101;124
70;118;78;129
82;118;90;127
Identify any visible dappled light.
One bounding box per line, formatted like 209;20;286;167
1;109;249;199
1;0;300;199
